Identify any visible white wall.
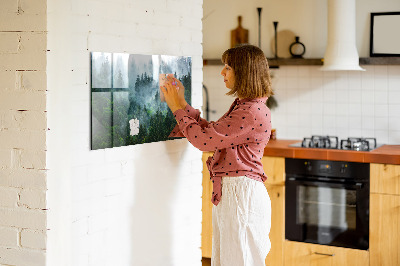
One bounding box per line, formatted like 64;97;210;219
203;0;400;58
203;0;400;145
0;0;48;265
47;0;203;266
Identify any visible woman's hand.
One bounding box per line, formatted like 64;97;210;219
160;76;184;113
174;78;187;108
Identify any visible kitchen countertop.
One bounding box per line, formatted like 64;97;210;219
263;139;400;165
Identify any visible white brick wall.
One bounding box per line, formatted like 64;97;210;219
47;1;203;266
0;0;48;265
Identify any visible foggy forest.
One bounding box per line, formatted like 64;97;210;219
91;52;192;150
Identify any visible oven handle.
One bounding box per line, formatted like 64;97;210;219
286;177;364;189
314;252;335;257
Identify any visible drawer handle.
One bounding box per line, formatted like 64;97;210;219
314;252;335;257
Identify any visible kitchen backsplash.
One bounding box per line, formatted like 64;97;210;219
203;65;400;144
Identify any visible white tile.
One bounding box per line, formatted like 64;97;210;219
375;104;389;117
311;127;324;136
348;116;362;129
388;91;400;104
388;131;400;144
298;67;311;78
311;102;324;113
311;88;323;101
348;90;362;103
388;77;400;92
361;75;374;91
374;78;388;91
310;67;324;77
285;66;298;77
336;90;349;103
311;114;324;129
323;87;336;103
362;116;375;130
336;115;348;128
310;77;324;90
348;71;362;90
349;128;362;137
335;72;349;90
336;103;349;116
323;115;336;129
374;65;388;78
286;77;299;89
298;77;311;89
348;103;362;116
361;104;374;116
361;129;375;138
388;117;400;131
374;117;389;131
374;130;389;144
323;103;336;115
374;90;388;104
336;128;349;140
361;90;374;104
388;65;400;76
389;104;400;117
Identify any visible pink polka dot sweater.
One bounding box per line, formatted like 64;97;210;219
169;97;271;206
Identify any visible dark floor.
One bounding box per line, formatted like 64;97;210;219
202;257;211;266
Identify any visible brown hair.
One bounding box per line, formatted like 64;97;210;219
221;44;273;99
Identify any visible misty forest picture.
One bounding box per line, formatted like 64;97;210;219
91;52;192;150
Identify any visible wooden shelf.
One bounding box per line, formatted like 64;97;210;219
203;57;400;67
359;57;400;65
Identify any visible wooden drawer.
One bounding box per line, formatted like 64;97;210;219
284;241;369;266
370;163;400;195
262;156;285;186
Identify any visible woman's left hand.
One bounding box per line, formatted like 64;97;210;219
160;76;184;113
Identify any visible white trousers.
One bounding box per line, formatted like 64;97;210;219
212;176;271;266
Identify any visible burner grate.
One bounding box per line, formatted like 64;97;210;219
340;137;377;151
301;135;339;149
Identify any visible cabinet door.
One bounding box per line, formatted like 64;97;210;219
284;241;369;266
370;163;400;195
261;156;285;185
264;185;284;266
202;152;213;258
370;193;400;266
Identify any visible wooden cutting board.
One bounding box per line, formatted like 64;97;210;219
231;16;249;48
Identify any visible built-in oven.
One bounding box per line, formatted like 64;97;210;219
285;158;370;250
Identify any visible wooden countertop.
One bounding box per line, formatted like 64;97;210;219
263;139;400;165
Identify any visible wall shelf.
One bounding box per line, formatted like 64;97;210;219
203;57;400;67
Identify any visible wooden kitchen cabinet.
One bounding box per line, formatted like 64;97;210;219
264;184;285;266
201;154;286;266
370;163;400;266
262;156;285;266
284;241;369;266
202;152;213;258
370;193;400;266
370;163;400;195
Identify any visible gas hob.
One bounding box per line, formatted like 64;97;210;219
289;135;382;151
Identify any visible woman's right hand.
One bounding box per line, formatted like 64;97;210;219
171;77;187;108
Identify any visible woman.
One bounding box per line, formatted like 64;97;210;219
161;44;273;266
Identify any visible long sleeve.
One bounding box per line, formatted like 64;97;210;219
172;105;257;152
169;104;211;138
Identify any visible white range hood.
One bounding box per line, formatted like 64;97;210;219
320;0;365;71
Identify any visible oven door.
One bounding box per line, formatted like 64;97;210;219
285;177;369;250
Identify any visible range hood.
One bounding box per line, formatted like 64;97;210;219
320;0;365;71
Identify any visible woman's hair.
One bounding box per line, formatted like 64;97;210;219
221;44;273;99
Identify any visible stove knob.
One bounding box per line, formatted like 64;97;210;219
340;164;347;174
305;162;312;171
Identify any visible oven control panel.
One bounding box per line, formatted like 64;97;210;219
286;158;369;180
